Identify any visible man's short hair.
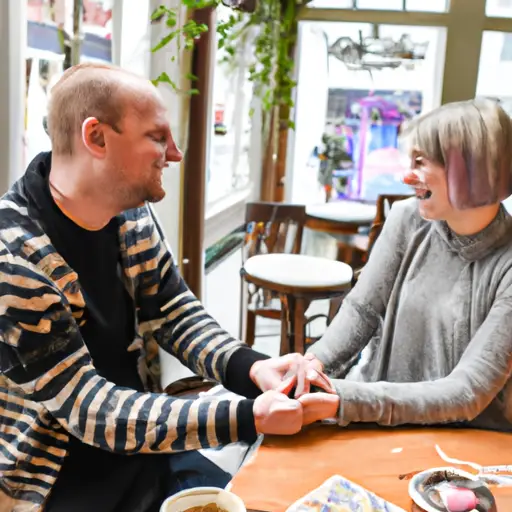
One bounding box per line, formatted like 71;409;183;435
47;63;132;156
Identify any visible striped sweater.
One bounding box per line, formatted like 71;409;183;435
0;154;262;511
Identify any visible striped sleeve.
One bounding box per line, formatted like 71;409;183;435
134;209;250;383
0;259;257;453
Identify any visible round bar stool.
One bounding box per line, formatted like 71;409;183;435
306;200;377;234
242;254;353;355
306;200;377;265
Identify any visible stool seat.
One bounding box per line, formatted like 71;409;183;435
243;254;353;290
307;201;376;224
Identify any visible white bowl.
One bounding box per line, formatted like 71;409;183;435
408;466;480;512
160;487;246;512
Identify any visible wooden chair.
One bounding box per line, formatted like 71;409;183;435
367;193;413;254
352;193;412;283
240;202;307;347
240;202;353;355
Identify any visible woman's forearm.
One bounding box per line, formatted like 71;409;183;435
307;297;380;378
332;375;486;426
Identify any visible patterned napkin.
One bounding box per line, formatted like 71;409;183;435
286;475;406;512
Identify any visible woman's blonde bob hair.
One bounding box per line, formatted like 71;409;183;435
400;98;512;209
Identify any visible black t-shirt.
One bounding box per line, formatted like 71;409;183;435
24;155;164;511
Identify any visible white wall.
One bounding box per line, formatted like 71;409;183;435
204;249;243;338
0;0;27;192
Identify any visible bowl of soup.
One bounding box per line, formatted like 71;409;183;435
160;487;246;512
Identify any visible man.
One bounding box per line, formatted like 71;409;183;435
0;63;339;512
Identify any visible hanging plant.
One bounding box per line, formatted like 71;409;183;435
150;0;310;128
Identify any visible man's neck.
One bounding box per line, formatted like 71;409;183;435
49;157;119;231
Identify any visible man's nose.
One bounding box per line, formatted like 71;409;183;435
166;142;183;163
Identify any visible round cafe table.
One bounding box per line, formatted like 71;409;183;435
306;200;377;267
306;200;377;236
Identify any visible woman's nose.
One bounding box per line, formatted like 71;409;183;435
403;169;426;187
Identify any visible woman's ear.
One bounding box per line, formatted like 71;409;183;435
81;117;107;158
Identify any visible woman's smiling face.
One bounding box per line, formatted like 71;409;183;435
404;151;452;221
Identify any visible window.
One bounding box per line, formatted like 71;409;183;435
476;31;512;105
487;0;512;17
501;33;512;61
308;0;353;8
308;0;448;9
207;5;254;205
356;0;403;9
406;0;449;12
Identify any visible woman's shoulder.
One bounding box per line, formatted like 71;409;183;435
383;197;426;235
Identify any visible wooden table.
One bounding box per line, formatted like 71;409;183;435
230;424;512;511
306;201;377;235
306;201;377;264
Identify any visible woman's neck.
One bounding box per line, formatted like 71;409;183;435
445;203;501;236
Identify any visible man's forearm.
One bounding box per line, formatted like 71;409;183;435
20;345;259;453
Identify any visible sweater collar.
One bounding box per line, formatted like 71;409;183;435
433;204;512;261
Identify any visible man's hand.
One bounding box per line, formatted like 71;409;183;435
249;353;335;398
253;387;303;435
298;392;340;426
291;353;335;398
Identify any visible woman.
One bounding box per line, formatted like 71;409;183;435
300;98;512;431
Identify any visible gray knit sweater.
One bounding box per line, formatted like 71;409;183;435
309;197;512;431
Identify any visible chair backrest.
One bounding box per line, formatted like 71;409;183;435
367;194;412;254
244;202;307;259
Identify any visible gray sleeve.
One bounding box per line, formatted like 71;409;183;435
332;286;512;427
307;200;412;377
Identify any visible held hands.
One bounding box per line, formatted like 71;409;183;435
251;354;340;434
249;353;335;397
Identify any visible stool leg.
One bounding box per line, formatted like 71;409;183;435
293;298;307;355
245;309;256;347
279;295;294;356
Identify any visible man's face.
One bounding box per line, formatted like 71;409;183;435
102;88;182;209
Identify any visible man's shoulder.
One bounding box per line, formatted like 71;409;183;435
0;189;37;247
0;190;58;278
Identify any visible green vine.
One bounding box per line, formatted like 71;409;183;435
150;0;306;128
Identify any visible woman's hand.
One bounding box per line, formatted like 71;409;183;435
298;392;340;425
288;353;336;398
249;353;334;397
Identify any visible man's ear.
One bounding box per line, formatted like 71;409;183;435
81;117;106;158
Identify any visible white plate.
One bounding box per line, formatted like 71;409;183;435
408;466;480;512
160;487;246;512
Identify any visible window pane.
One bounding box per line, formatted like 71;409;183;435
308;0;353;8
406;0;449;12
487;0;512;17
207;5;253;204
356;0;404;9
476;31;512;115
